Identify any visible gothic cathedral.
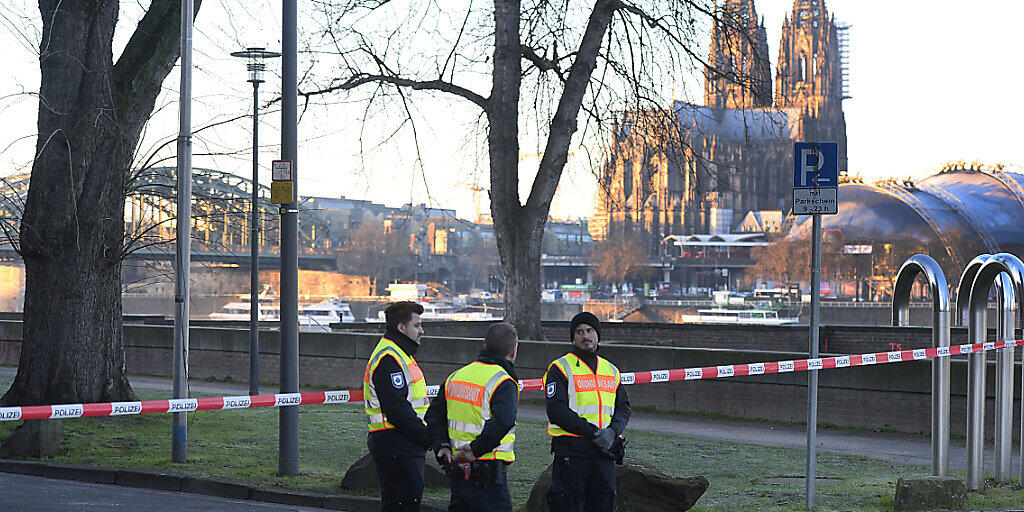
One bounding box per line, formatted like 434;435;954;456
594;0;848;255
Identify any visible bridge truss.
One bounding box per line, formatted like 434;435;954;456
0;167;335;262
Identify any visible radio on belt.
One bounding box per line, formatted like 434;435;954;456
271;159;294;204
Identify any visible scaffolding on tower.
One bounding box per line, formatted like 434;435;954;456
837;22;852;100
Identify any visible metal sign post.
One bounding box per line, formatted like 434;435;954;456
792;142;838;510
279;0;300;477
172;0;194;465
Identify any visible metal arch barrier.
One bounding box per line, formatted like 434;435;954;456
954;254;991;487
988;266;1016;486
965;253;1024;489
892;254;951;477
956;254;993;327
955;254;1014;487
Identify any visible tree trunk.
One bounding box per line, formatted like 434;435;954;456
5;249;131;405
1;1;196;454
488;0;535;337
487;0;619;340
499;221;545;340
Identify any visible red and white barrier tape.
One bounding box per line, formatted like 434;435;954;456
1;339;1020;422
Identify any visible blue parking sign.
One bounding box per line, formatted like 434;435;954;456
793;142;838;188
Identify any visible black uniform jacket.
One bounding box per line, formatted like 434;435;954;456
544;347;631;458
424;350;519;459
367;326;430;457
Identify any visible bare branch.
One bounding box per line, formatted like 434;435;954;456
300;73;489;111
520;44;566;80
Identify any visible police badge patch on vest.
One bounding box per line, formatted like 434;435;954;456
546;382;556;398
391;372;405;388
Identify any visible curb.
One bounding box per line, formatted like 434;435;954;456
0;459;447;511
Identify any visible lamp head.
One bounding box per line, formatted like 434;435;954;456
230;47;281;84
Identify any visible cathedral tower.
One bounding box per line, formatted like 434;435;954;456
776;0;842;114
704;0;772;109
776;0;847;167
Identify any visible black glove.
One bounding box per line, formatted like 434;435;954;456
592;427;615;451
609;435;626;464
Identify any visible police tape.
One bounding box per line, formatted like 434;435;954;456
0;339;1020;422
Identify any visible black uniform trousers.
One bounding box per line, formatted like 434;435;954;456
373;455;425;512
446;461;512;512
546;455;615;512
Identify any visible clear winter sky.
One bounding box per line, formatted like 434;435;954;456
0;1;1022;222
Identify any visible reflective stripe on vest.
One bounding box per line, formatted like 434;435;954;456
445;361;517;462
546;353;620;437
363;337;429;432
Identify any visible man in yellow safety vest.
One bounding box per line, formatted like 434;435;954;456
544;312;630;512
364;301;430;511
425;322;519;512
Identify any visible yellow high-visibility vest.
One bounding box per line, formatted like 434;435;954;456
545;353;620;437
364;337;429;432
444;361;517;462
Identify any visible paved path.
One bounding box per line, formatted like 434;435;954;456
0;367;1017;473
0;472;327;512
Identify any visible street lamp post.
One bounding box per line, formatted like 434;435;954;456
230;47;281;396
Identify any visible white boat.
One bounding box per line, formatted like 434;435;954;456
373;300;501;322
299;298;355;332
680;308;798;325
210;296;280;321
420;301;455;320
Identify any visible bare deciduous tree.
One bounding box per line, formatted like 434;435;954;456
0;1;202;455
591;230;646;290
746;237;809;295
338;216;414;294
302;0;747;338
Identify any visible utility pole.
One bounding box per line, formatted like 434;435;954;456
279;0;300;476
172;0;194;464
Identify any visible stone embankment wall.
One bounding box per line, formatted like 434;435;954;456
339;320;1012;356
0;320;1018;438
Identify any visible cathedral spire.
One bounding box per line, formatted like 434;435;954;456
776;0;847;168
703;0;772;109
775;0;841;109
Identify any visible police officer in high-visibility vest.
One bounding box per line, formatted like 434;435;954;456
544;312;630;512
364;301;430;511
425;322;519;512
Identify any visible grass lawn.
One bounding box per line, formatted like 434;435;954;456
0;375;1021;511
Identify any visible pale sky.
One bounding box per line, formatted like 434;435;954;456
1;1;1022;222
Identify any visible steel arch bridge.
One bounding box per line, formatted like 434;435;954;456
0;167;336;269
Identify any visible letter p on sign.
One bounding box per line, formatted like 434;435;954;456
793;142;839;188
800;148;823;187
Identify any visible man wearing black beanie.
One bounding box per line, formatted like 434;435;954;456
543;311;631;512
568;311;602;346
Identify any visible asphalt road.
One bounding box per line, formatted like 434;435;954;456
0;472;329;512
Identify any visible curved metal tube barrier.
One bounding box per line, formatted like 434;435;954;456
891;254;950;477
955;255;1013;484
956;254;992;327
993;270;1015;484
966;253;1024;489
